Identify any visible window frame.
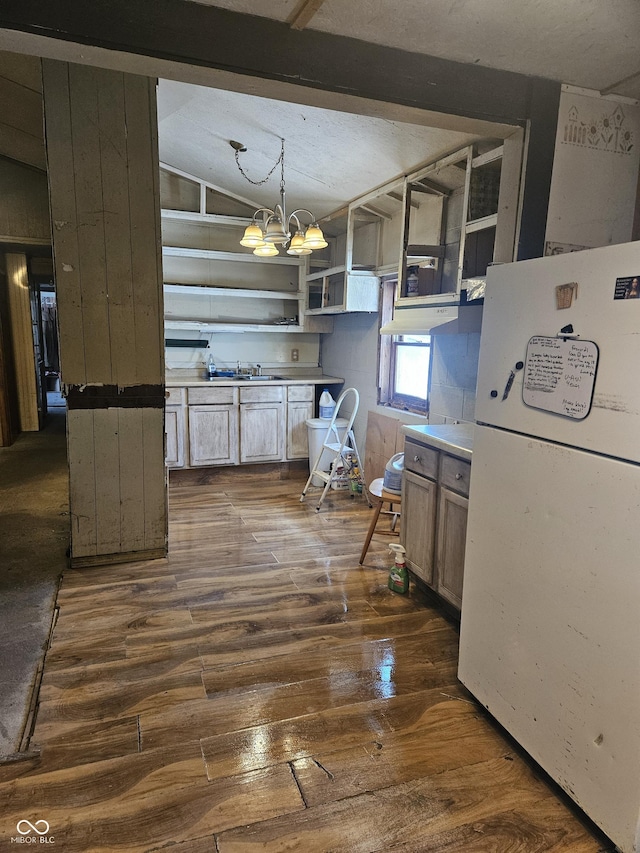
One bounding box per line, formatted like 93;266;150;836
378;277;432;416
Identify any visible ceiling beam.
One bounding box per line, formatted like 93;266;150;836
0;0;537;127
389;190;419;210
411;177;450;196
287;0;326;31
359;204;392;221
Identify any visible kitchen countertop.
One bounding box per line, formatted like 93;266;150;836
401;423;474;461
166;373;344;387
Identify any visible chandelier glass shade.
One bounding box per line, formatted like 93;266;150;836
235;138;328;257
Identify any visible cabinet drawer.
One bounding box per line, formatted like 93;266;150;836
165;387;185;404
440;454;472;497
404;439;438;480
239;386;284;404
187;386;235;405
287;384;313;402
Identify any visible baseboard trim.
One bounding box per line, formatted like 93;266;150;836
70;547;167;568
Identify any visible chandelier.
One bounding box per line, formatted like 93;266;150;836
232;138;328;257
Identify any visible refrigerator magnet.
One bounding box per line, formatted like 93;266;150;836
614;275;640;300
555;282;578;309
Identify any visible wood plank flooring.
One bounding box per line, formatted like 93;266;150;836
0;470;613;852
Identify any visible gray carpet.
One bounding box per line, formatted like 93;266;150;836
0;409;69;758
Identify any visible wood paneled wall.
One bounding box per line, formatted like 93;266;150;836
364;411;406;484
5;252;39;431
0;51;45;171
0;159;50;243
42;60;166;566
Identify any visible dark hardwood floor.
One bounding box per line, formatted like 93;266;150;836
0;468;613;851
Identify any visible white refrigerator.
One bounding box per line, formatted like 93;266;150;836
458;241;640;853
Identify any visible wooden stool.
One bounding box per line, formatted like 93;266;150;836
359;477;402;564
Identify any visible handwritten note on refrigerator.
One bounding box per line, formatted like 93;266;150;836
523;336;599;420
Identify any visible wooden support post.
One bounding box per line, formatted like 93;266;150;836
42;60;167;566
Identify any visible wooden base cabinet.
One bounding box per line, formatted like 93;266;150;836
436;487;468;610
165;405;186;468
240;402;284;463
188;404;239;466
167;383;318;470
239;385;284;464
401;437;471;612
402;469;437;585
286;385;313;460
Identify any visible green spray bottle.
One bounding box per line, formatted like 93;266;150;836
388;544;409;594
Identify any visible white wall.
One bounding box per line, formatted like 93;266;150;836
545;86;640;253
165;330;320;373
428;332;480;424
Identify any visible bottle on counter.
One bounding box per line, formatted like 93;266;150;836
206;353;216;380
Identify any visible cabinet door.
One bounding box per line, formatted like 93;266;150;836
436;486;468;611
400;469;437;586
286;401;313;459
165;405;185;468
240;403;284;463
188;405;238;466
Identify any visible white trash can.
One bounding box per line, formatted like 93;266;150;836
306;417;348;487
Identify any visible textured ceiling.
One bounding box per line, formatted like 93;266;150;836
157;80;482;219
187;0;640;99
155;0;639;217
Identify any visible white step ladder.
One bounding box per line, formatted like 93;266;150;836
300;387;370;511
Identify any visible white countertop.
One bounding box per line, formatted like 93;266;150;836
401;423;474;461
165;373;344;387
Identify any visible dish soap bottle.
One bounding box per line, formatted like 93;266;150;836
388;544;409;594
206;353;216;380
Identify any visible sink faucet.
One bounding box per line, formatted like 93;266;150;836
256;364;262;376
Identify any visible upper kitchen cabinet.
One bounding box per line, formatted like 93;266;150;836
160;165;333;334
304;183;405;315
397;132;525;307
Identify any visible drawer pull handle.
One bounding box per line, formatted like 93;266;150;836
455;473;462;480
413;455;421;463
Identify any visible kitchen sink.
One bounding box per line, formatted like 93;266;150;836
207;374;282;382
239;374;281;381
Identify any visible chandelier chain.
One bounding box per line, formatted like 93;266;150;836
234;138;285;187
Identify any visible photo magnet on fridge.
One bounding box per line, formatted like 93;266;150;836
614;275;640;299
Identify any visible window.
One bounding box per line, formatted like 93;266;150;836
378;279;431;415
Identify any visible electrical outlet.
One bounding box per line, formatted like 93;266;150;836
291;348;299;362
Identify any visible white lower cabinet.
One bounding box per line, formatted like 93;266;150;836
239;386;284;463
286;401;312;458
286;385;313;459
167;383;318;470
188;405;239;466
165;405;186;468
186;385;238;467
240;402;284;462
